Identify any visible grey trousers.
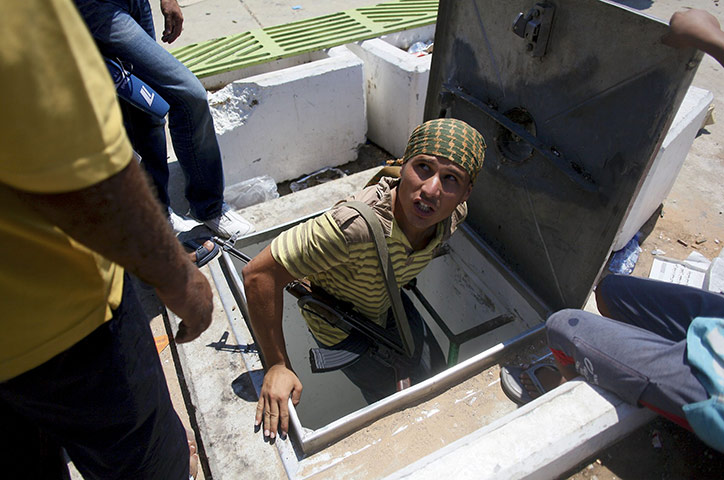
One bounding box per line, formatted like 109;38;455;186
546;274;724;426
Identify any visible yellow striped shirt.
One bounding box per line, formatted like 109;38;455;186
271;177;466;346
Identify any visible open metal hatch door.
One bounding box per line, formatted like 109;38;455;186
426;0;702;311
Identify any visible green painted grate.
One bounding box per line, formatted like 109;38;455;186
171;0;439;79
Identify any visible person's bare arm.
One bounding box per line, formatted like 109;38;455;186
663;9;724;67
12;159;212;343
160;0;183;43
242;246;302;439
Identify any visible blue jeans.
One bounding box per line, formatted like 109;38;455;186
0;274;188;479
74;0;224;220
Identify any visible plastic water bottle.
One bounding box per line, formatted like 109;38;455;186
608;232;642;275
407;40;433;55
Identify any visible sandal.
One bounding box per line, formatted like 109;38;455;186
500;362;560;405
183;238;219;267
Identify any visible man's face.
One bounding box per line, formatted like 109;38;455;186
394;154;473;242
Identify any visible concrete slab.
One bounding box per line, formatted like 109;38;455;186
152;0;257;50
385;381;655;480
208;46;366;185
168;263;287;479
347;25;435;157
234;168;377;230
241;0;378;30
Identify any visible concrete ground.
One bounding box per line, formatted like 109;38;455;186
67;0;724;478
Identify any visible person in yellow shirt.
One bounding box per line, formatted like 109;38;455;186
0;0;212;478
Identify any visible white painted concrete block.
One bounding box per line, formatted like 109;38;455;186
208;46;366;185
347;26;434;158
613;85;713;250
386;380;655;480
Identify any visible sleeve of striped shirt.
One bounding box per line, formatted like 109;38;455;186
270;212;351;280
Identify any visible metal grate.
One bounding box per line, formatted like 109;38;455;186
171;0;438;78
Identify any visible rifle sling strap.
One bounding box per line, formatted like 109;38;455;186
344;201;415;358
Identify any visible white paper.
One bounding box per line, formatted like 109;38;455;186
706;256;724;294
649;257;707;288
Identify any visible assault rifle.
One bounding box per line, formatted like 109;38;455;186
285;281;414;391
213;237;414;391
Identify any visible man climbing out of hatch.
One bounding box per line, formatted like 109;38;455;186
242;118;486;440
499;8;724;454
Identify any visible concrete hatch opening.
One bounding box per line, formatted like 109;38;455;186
216;0;701;461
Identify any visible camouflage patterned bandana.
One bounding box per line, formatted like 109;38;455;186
402;118;486;183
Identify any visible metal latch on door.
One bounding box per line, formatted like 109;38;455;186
512;2;556;57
